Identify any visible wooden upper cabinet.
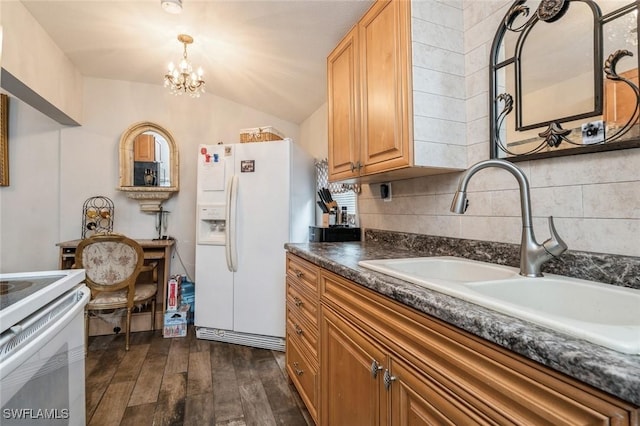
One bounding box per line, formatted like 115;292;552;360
359;0;411;176
328;26;360;181
134;134;156;162
327;0;467;183
327;0;412;182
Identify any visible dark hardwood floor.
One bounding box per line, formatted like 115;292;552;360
85;326;312;426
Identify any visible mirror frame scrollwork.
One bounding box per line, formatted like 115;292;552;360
117;121;180;212
490;0;640;161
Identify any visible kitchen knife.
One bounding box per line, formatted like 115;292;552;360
317;200;329;213
322;188;333;202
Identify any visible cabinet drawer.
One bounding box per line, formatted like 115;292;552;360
286;254;319;294
286;335;318;424
287;308;318;360
287;277;318;328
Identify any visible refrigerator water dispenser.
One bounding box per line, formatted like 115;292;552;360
198;204;226;244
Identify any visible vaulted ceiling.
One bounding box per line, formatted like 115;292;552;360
21;0;373;124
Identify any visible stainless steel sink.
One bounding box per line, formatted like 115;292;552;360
358;256;640;354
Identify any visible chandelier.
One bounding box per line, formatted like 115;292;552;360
164;34;205;97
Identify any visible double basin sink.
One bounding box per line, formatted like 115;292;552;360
358;256;640;354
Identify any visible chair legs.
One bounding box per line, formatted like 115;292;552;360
151;299;156;332
125;307;132;351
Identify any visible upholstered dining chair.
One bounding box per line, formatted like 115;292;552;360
75;233;158;351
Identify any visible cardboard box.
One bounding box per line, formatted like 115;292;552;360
167;276;181;311
163;305;190;338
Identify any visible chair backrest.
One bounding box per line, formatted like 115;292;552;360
75;234;145;298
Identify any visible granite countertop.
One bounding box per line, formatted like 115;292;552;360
285;240;640;406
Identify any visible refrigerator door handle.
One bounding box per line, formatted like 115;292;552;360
225;174;239;272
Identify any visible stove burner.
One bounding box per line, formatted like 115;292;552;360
0;280;33;295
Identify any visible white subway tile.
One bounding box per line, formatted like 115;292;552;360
414;91;466;122
412;42;465;76
413;0;464;30
412;18;464;53
413;67;465;99
414;115;466;145
583;182;640;219
414;140;467;169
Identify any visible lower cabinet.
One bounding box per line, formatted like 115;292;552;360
286;253;320;424
286;252;639;425
317;266;640;426
320;305;388;426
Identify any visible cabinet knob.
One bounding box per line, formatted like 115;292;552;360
294;324;304;336
293;361;304;376
370;360;383;379
293;269;304;278
384;369;397;390
293;296;303;308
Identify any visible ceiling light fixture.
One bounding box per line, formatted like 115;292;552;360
164;34;205;98
161;0;182;14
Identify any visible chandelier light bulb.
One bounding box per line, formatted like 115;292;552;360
161;0;183;14
163;34;206;98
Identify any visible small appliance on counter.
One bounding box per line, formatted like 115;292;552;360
309;226;361;242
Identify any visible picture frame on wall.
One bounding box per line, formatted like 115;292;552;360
0;94;8;186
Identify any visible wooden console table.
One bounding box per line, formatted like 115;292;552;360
57;238;175;335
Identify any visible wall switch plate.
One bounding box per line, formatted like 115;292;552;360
380;182;392;202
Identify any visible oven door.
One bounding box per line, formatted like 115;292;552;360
0;285;90;426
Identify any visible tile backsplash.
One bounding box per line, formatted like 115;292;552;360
358;0;640;259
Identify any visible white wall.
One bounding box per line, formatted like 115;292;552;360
0;77;302;274
0;1;83;124
299;102;328;160
359;0;640;258
0;97;65;271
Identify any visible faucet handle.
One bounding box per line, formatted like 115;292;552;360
543;216;568;257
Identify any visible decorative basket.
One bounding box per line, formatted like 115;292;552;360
239;126;284;143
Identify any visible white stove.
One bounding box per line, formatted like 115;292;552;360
0;269;89;425
0;269;86;334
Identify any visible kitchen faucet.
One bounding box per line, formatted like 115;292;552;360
450;159;567;277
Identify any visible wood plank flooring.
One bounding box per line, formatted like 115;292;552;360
86;326;312;426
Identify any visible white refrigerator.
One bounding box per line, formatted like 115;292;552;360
194;139;314;351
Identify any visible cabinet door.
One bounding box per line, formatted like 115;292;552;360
388;357;496;426
321;305;388;426
328;25;360;181
359;0;412;175
134;134;156;162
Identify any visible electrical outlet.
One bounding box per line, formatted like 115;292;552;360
380;182;392;202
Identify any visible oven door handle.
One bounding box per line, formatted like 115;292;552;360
0;285;90;377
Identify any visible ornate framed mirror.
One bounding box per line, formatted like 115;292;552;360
117;122;179;212
490;0;639;161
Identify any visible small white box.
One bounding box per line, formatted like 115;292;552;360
163;306;189;338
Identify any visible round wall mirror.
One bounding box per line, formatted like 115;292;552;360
117;122;179;212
